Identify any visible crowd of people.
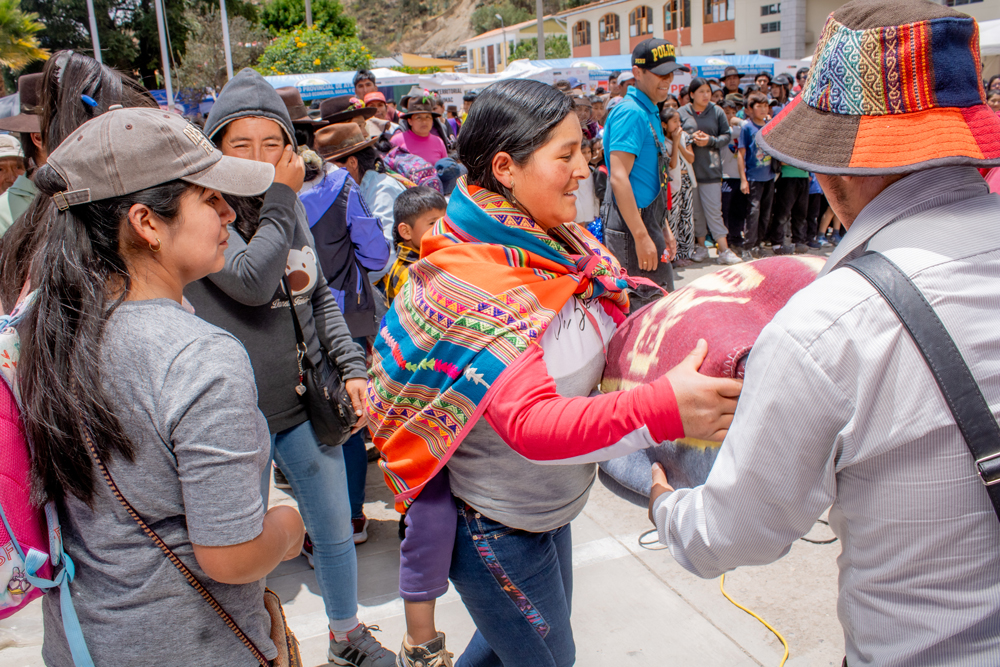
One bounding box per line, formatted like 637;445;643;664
2;0;1000;666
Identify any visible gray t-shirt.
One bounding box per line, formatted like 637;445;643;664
42;299;276;667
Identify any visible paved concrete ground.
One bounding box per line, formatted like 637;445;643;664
2;246;846;667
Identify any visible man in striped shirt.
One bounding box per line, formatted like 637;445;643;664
650;1;1000;665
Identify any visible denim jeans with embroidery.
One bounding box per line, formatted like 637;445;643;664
451;503;575;667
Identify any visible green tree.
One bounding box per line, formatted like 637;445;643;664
254;26;370;76
21;0;258;88
260;0;355;38
471;2;529;35
509;34;569;60
175;7;269;97
0;0;47;72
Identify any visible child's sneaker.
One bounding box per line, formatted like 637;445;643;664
353;515;369;544
397;633;454;667
329;623;395;666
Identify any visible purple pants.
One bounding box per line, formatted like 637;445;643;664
399;468;457;601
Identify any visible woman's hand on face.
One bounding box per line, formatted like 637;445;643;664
273;145;306;193
664;339;743;441
345;377;369;434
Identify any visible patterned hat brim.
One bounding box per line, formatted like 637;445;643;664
757;89;1000;176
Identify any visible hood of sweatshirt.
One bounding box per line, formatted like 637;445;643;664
205;68;296;149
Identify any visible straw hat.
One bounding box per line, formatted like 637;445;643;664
756;0;1000;175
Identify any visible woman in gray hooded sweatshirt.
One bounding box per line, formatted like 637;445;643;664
183;68;396;667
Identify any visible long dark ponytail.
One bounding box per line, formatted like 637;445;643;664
19;165;191;506
0;51;156;312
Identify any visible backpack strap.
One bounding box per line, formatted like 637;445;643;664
81;428;271;666
844;251;1000;522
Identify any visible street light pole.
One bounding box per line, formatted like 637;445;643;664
536;0;544;60
153;0;174;111
495;14;507;70
305;0;313;27
220;0;234;81
85;0;101;64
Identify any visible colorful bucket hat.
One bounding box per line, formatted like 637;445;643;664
756;0;1000;175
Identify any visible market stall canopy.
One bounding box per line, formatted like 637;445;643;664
263;68;419;101
512;54;786;81
981;18;1000;57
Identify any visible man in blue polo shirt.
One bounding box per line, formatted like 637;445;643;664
602;38;689;308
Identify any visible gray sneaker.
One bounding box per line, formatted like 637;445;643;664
716;248;743;265
691;245;710;262
330;624;396;666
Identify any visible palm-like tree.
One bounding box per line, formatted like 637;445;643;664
0;0;47;71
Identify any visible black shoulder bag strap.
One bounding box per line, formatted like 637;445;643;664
845;251;1000;522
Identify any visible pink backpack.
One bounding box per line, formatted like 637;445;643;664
0;293;93;665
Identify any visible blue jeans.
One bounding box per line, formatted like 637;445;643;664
343;336;370;520
450;503;575;667
271;420;358;622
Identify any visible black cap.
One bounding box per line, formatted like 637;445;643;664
631;38;690;77
772;72;794;87
463;90;479;102
723;66;745;79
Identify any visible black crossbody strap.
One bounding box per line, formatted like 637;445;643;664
281;276;317;372
845;251;1000;521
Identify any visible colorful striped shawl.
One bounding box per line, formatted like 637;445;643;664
367;177;641;510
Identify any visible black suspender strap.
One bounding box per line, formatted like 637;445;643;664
845;251;1000;522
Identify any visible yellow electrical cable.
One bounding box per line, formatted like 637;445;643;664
719;573;789;667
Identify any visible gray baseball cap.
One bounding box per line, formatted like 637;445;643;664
46;107;274;211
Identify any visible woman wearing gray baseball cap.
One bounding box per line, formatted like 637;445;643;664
13;107;306;666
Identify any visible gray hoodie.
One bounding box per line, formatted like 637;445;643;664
186;69;366;434
205;68;296;147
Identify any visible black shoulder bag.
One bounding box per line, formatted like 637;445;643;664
281;276;358;447
845;251;1000;521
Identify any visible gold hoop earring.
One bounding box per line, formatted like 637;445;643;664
149;238;161;253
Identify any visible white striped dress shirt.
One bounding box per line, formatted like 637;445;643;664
654;166;1000;666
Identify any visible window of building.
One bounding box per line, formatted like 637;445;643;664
599;13;620;41
761;21;780;33
664;0;691;31
574;20;591;46
629;6;653;37
705;0;734;24
760;3;780;16
946;0;982;5
760;47;781;57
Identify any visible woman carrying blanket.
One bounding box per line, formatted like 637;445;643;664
368;79;742;667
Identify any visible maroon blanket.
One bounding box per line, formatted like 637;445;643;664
599;255;827;504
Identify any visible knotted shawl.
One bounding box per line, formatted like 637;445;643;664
367;177;650;510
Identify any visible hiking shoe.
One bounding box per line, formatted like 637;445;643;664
353;515;369;544
748;246;766;259
329;624;395;666
717;248;743;265
301;533;314;569
773;244;795;256
807;239;822;249
794;243;810;254
691;246;709;262
397;632;454;667
273;464;292;490
740;250;754;262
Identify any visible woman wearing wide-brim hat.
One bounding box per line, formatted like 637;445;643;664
390;95;449;172
320;95;377;131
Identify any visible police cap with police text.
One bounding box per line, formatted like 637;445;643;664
631;38;690;77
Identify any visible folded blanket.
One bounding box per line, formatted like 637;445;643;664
599;255;827;506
